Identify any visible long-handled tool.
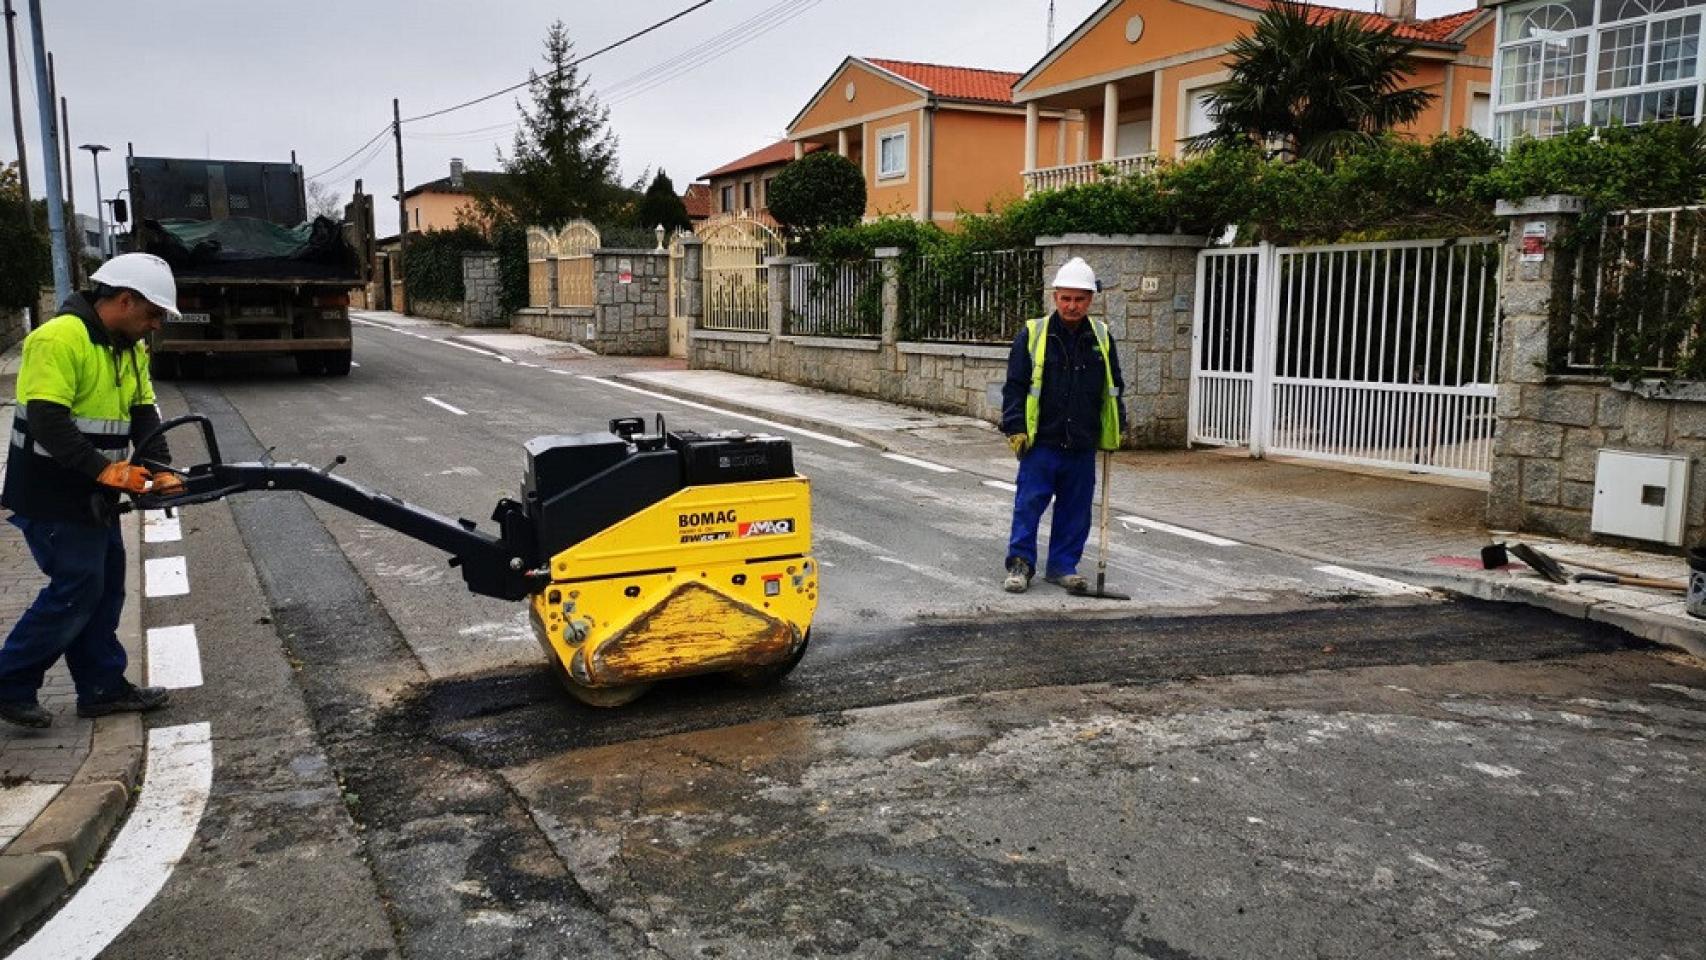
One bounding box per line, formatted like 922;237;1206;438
1070;450;1129;601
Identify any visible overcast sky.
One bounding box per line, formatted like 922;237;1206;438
11;0;1472;222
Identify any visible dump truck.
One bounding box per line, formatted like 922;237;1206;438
118;154;372;377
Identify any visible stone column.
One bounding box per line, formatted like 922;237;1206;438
1487;195;1586;533
1101;82;1119;161
875;246;902;347
1024;102;1039;172
767;255;799;339
1036;233;1210;448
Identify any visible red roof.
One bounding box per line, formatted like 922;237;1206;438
682;183;711;219
701;139;821;180
1217;0;1483;43
864;58;1023;105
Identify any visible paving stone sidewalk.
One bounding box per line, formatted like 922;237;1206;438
619;368;1706;659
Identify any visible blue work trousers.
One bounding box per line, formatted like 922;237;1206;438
1006;445;1097;578
0;515;129;706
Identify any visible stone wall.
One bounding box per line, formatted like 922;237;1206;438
1488;196;1706;549
0;308;25;353
1037;235;1203;447
513;306;595;342
461;253;504;328
688;236;1206;444
591;249;669;355
411;299;462;323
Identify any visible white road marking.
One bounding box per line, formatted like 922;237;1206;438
145;625;203;690
579;376;863;448
8;722;213;960
1117;516;1242;547
350;361;361;368
423;396;468;416
882;453;956;474
1314;564;1432;597
438;338;513;362
143;556;189;598
142;510;181;544
873;555;985;591
983;480;1018;493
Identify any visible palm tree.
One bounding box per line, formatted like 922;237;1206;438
1186;0;1437;164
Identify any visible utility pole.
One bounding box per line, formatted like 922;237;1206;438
26;0;66;302
79;142;107;259
393;97;410;316
4;0;31;230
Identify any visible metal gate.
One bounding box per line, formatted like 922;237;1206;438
1190;237;1502;480
667;230;689;358
701;216;783;332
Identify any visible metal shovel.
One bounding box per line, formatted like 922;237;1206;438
1071;450;1130;601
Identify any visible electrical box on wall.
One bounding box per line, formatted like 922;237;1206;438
1591;450;1690;545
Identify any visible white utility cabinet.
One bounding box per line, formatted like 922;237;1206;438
1590;450;1690;545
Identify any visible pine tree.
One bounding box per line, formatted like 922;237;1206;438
492;21;624;226
636;169;690;234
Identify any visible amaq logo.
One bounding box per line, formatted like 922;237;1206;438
738;518;794;537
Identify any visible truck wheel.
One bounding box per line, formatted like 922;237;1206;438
321;349;352;377
295;351;326;376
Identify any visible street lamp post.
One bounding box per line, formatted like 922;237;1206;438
79;142;109;260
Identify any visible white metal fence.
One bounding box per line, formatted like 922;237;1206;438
788;260;884;338
1191;237;1503;480
1564;204;1706;376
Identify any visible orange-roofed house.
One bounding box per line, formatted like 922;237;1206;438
700;140;823;225
682;182;713;227
785;57;1081;225
1012;0;1495;192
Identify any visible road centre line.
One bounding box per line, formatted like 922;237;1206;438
142;510;181;543
143;557;189;598
423;396;468;416
882;453;956;474
1117;515;1242;547
8;723;214;960
1314;564;1433;597
578;376;864;449
145;625;204;690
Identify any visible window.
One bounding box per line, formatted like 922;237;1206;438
1471;92;1494;135
761;177;774;209
720;184;734;213
413;208;421;229
742;180;753;210
878;130;907;179
1496;0;1705;144
1185;87;1223;139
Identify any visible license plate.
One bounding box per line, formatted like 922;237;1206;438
177;312;211;324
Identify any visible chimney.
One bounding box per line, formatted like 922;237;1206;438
450;158;465;189
1380;0;1417;21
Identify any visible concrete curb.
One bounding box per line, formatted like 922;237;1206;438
615;372;1706;662
0;511;149;945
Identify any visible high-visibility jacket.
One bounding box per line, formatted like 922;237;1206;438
3;295;157;525
1001;313;1123;452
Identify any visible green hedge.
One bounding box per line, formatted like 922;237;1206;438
403;226;488;303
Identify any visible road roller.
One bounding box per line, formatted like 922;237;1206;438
130;414;817;706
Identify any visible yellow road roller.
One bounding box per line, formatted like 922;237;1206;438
131;414;817;706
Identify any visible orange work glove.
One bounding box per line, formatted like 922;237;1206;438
151;471;186;496
96;461;154;495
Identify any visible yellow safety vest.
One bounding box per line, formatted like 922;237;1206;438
1023;316;1122;452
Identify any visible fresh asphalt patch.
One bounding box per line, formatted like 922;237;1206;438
174;383;658;960
403;600;1642;768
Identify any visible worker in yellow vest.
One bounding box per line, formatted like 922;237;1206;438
999;256;1124;593
0;254;183;728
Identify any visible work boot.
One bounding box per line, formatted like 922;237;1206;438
1047;572;1089;592
1003;558;1033;593
76;683;170;719
0;700;52;729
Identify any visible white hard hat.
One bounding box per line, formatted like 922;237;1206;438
91;253;180;319
1052;256;1097;292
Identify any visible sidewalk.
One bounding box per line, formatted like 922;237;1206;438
617;368;1706;660
0;341;147;944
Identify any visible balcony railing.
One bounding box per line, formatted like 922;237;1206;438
1023;153;1158;194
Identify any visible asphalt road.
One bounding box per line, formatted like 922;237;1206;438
30;319;1703;960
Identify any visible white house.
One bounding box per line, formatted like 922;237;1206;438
1489;0;1704;143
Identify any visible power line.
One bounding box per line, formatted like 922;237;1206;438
306;124;391;180
607;0;829;106
400;0;719;124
